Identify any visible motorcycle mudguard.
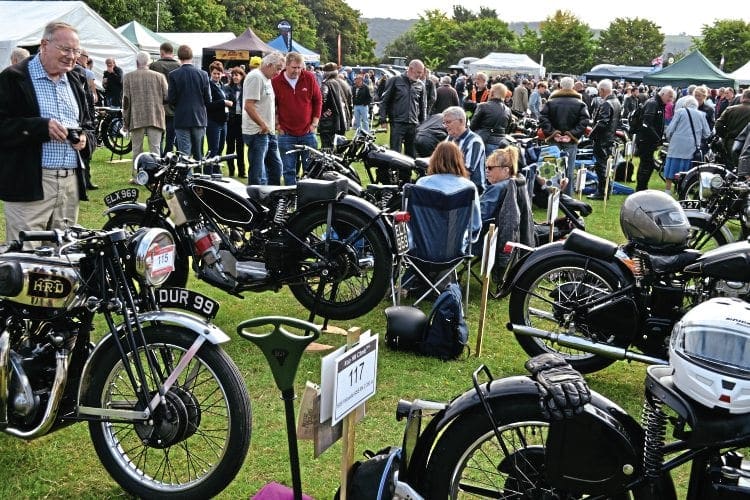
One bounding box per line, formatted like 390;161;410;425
684;209;735;244
405;375;643;484
77;310;231;404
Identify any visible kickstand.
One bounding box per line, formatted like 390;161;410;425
307;276;340;332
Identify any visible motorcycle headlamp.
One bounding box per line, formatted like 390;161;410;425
129;228;175;287
133;152;161;186
709;173;724;190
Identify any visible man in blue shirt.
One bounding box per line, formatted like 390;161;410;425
442;106;486;194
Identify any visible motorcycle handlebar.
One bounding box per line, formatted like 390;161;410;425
19;230;60;243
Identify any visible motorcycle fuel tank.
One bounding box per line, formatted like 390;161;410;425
190;178;259;227
686;240;750;282
0;253;83;309
364;147;416;172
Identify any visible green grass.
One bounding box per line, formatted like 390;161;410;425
0;145;680;499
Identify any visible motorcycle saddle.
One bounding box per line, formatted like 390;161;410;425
648;250;701;274
563;229;618;260
246;185;295;202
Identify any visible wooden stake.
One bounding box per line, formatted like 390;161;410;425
339;326;361;500
475;225;495;357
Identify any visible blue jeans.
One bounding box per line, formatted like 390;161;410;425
205;120;227;174
277;132;318;185
353;104;369;131
558;143;578;196
243;133;282;185
175;127;205;161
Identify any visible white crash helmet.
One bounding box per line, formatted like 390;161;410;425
670;297;750;414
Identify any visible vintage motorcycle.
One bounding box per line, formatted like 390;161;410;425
103;152;399;320
390;298;750;498
500;189;750;374
94;106;132;156
0;225;251;499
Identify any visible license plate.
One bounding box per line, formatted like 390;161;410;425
156;287;220;320
104;188;139;208
679;199;701;210
395;222;409;254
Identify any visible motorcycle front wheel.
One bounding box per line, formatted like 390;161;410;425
686;215;730;250
508;254;630;373
103;210;190;288
288;205;391;320
102;115;133;156
676;163;726;200
421;396;670;499
86;326;251;499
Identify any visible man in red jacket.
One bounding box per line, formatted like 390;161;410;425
272;52;322;185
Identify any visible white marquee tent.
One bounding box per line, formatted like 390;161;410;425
468;52;544;77
729;60;750;86
0;1;138;79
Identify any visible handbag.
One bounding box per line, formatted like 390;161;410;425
685;109;704;163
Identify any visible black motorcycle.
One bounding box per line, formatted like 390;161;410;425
500;190;750;373
389;359;750;499
94;106;132;156
0;226;251;499
103;152;400;321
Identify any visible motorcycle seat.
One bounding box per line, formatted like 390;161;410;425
365;184;399;193
563;229;618;260
246;185;295;202
415;158;429;170
648;250;701;274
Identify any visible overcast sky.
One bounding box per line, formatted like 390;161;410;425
344;0;750;36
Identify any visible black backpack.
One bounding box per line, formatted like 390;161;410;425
628;104;644;135
421;283;469;360
336;447;402;500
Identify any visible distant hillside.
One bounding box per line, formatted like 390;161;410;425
363;17;696;63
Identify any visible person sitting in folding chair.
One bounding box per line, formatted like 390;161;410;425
396;141;481;307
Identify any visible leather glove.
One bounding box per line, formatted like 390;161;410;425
525;353;591;420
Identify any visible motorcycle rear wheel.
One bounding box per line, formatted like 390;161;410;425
86;326;251;499
287;205;391;320
421;396;670;499
102;115;133;156
103;211;190;288
508;254;630;374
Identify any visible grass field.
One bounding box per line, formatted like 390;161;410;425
0;142;679;499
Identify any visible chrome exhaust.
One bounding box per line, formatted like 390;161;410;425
509;324;668;366
0;330;9;425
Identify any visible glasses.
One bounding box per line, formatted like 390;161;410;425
50;42;82;56
442;119;457;125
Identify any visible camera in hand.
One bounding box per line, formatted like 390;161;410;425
67;127;82;144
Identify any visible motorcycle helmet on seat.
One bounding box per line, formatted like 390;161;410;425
670;297;750;414
619;190;690;249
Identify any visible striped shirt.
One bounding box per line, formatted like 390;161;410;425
28;55;80;169
449;129;486;193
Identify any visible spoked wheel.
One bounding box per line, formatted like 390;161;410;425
676;164;728;200
103;115;133;155
687;215;730;250
86;326;251;499
421;397;667;499
508;254;631;373
288;205;391;320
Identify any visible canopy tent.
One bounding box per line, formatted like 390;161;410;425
203;28;275;71
584;63;652;82
468;53;543;77
0;1;138;79
642;50;735;88
728;60;750;86
267;35;320;65
158;31;235;71
116;20;177;58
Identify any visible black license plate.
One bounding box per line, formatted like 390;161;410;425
156;287;220;320
679;199;701;210
104;188;139;208
395;222;409;254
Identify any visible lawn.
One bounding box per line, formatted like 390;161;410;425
0;143;676;499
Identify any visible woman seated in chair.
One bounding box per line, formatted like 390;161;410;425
415;141;482;246
477;146;535;259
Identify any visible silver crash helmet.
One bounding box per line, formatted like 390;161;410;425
619;189;689;249
670;297;750;414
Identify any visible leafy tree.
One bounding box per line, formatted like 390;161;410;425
596;18;664;66
412;10;460;65
300;0;375;64
381;30;424;64
695;19;750;73
166;0;227;31
452;5;475;23
517;25;541;62
87;0;174;31
458;17;517;60
539;10;596;75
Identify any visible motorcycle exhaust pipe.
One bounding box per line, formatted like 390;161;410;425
508;324;668;366
0;331;9;425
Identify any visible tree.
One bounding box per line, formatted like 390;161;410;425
517;26;541;62
539;10;596;75
381;30;424;64
87;0;174;31
300;0;375;64
695;19;750;73
596;18;664;66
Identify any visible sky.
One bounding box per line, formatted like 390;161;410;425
344;0;750;36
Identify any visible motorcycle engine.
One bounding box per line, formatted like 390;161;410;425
713;280;750;298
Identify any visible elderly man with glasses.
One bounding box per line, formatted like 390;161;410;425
442;105;486;194
0;20;95;242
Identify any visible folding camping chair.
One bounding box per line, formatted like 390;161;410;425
394;183;476;311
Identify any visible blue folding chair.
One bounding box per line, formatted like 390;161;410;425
394;183;476;311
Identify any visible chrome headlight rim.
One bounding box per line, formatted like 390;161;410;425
132;227;176;287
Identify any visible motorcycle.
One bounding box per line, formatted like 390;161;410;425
0;225;251;499
499;189;750;374
103;152;400;321
94;106;132;156
390;356;750;499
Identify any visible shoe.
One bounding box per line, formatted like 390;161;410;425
587;193;605;200
86;184;99;190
